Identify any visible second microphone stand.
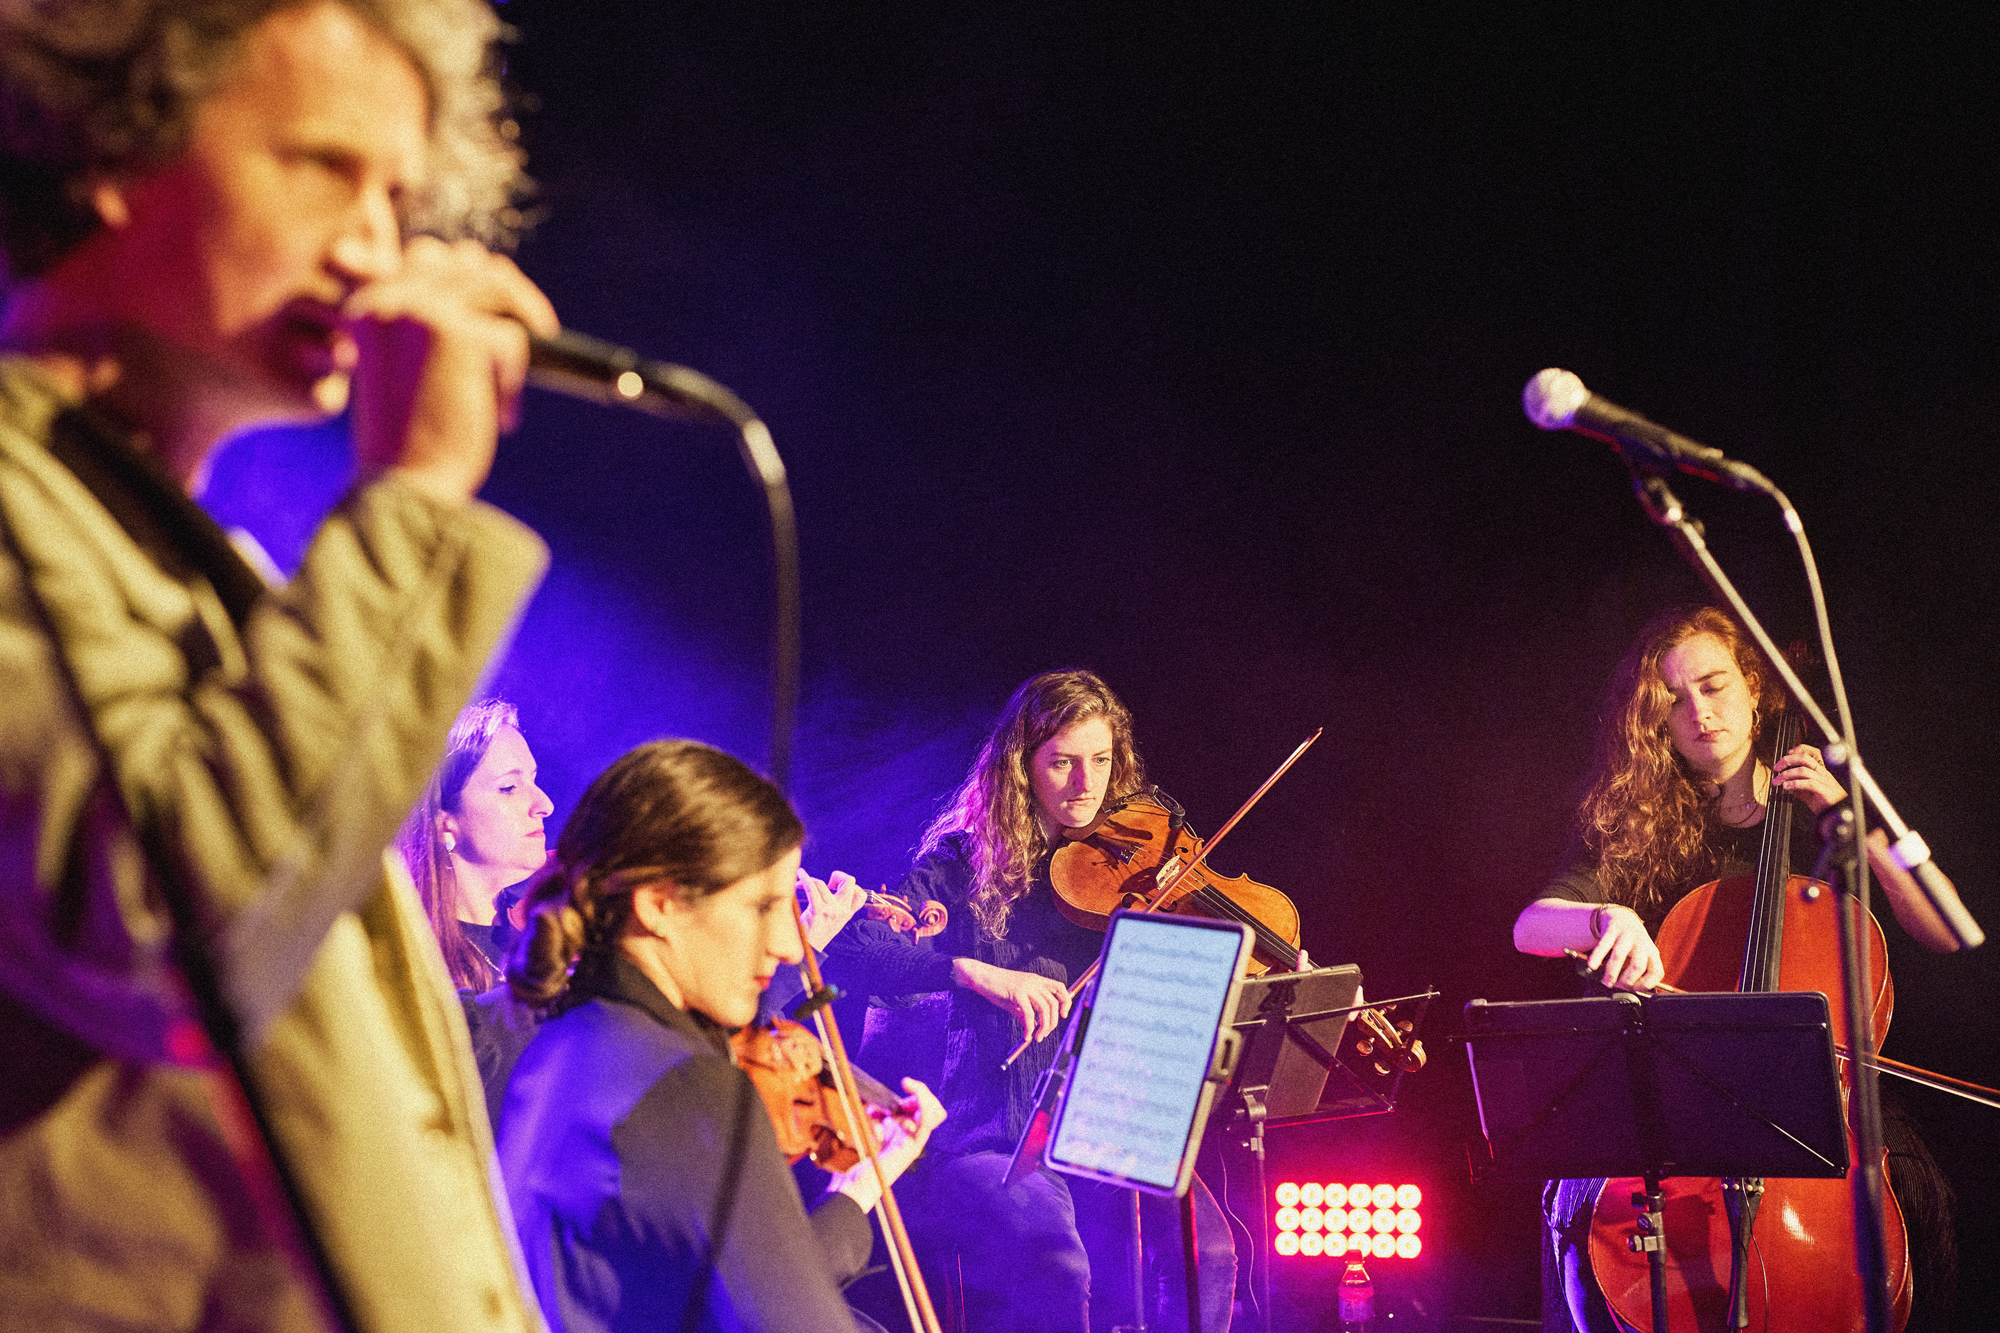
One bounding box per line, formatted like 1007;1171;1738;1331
1624;464;1901;1333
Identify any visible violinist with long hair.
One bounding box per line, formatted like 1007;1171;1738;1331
496;740;945;1332
396;699;555;992
1512;606;1959;1333
822;668;1237;1333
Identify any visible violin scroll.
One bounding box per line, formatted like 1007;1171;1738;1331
1352;1007;1426;1076
863;889;949;939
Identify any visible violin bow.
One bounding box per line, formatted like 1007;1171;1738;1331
789;898;945;1333
1001;727;1323;1069
1150;727;1322;913
1562;948;2000;1111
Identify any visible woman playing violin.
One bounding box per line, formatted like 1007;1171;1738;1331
1512;606;1959;1333
496;740;945;1333
822;668;1236;1333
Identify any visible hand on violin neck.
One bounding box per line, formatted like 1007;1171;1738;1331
828;1077;947;1214
952;957;1072;1044
796;867;867;952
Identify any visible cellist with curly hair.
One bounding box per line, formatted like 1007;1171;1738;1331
1512;606;1960;1333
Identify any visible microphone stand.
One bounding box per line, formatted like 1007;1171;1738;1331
1618;460;1929;1333
526;342;801;791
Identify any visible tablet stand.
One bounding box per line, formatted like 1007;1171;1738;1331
1215;969;1436;1333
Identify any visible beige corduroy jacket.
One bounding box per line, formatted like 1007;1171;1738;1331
0;357;550;1332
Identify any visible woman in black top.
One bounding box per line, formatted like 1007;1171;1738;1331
497;740;944;1333
822;669;1236;1333
397;698;555;990
1513;606;1958;1333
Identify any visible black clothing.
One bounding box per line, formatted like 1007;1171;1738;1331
824;832;1103;1159
461;919;509;975
1533;809;1822;939
822;832;1236;1332
461;984;543;1136
498;955;871;1333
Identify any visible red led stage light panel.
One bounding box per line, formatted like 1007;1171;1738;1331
1271;1179;1425;1261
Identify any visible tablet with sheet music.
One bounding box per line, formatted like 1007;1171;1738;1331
1045;911;1253;1197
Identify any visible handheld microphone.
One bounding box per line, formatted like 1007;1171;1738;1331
1522;368;1775;495
526;329;750;427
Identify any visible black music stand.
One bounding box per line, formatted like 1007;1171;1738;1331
1223;966;1355;1333
1228;967;1364;1115
1462;991;1848;1333
1219;969;1437;1333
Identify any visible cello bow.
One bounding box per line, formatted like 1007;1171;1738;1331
1564;949;2000;1111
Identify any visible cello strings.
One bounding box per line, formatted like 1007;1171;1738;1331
1741;712;1801;994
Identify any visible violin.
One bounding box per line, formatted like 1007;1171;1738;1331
1351;1005;1428;1077
771;894;948;1333
1586;710;1912;1332
730;1016;910;1171
861;889;948;939
1049;790;1303;974
796;874;948;948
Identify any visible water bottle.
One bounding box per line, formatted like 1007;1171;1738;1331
1336;1258;1375;1332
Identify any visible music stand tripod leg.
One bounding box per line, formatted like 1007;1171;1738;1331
1111;1187;1147;1333
1181;1190;1202;1333
1234;1090;1272;1333
1631;1174;1670;1333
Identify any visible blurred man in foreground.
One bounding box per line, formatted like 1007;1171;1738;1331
0;1;559;1327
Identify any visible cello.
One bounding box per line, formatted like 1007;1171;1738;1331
1586;710;1911;1332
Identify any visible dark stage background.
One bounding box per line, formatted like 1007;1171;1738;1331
206;4;1999;1327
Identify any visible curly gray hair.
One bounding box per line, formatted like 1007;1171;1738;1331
0;0;529;280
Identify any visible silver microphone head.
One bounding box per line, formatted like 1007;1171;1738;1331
1522;368;1590;430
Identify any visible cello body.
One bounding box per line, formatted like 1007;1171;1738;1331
1587;869;1913;1332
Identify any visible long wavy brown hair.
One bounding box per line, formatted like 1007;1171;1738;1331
1578;606;1786;915
921;669;1146;940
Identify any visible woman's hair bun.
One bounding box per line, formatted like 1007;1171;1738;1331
508;870;588;1006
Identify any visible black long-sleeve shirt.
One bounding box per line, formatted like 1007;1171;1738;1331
820;833;1105;1158
1533;815;1821;936
498;955;871;1333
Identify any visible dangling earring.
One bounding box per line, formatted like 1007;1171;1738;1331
442;832;457;854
